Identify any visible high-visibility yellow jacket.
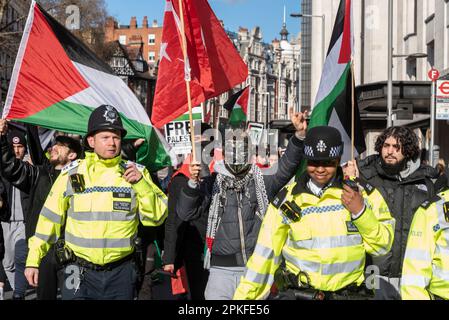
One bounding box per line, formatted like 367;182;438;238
401;191;449;300
26;152;168;267
233;175;394;300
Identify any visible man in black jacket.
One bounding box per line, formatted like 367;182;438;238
163;123;213;300
0;130;30;299
177;110;307;300
346;126;437;299
0;119;82;300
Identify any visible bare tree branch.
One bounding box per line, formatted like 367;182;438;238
0;14;26;32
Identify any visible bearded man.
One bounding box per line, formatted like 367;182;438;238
354;126;438;299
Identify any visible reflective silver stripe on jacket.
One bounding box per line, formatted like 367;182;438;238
404;248;432;262
282;250;321;273
253;244;281;265
433;266;449;282
35;232;57;243
65;232;133;248
382;218;396;228
68;211;136;222
286;234;362;250
282;250;363;275
244;268;274;285
40;207;63;224
401;275;430;287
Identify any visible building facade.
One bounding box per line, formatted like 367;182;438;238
223;22;300;126
105;16;162;76
300;0;449;161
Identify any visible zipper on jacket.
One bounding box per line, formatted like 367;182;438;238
237;192;248;265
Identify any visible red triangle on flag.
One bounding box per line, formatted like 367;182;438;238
236;86;249;114
5;3;89;120
151;0;248;128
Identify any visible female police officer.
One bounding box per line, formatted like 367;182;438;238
234;126;395;300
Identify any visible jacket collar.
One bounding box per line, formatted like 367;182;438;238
292;167;344;196
85;152;122;168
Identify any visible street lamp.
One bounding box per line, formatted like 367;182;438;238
290;13;325;66
387;0;428;128
387;51;428;127
275;47;284;122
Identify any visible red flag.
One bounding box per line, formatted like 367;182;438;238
151;0;248;128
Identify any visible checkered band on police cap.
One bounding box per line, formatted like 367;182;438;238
303;126;343;161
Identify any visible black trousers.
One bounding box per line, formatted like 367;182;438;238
37;247;62;300
184;258;208;300
61;259;137;300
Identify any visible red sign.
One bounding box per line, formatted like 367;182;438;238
438;81;449;95
428;68;440;81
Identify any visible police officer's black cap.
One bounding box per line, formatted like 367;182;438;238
303;126;343;161
85;105;127;139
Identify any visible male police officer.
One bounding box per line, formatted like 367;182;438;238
24;105;168;300
234;126;395;300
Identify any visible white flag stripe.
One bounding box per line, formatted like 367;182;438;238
328;108;358;163
66;63;151;125
313;35;346;107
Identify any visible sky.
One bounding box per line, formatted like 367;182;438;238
105;0;301;43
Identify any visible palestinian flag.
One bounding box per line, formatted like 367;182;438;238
3;1;175;171
223;86;249;126
309;0;365;163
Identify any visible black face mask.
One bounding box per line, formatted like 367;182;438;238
225;163;251;177
223;136;251;177
380;157;407;176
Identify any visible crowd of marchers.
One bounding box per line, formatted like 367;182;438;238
0;105;448;301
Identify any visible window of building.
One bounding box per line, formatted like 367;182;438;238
149;51;156;62
148;34;156;45
405;0;417;39
406;58;417;80
427;41;435;68
119;35;127;45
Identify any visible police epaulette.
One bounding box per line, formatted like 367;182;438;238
280;201;302;223
272;187;288;209
61;160;80;174
355;178;374;195
420;195;441;209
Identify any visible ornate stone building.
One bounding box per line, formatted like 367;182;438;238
219;21;300;126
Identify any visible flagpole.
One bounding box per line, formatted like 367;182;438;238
350;56;355;161
177;0;197;163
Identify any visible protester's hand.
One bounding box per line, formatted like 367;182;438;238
133;138;145;149
290;108;308;138
341;184;364;216
25;267;39;287
189;163;202;183
163;264;175;274
342;160;359;178
123;163;143;184
0;119;8;136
